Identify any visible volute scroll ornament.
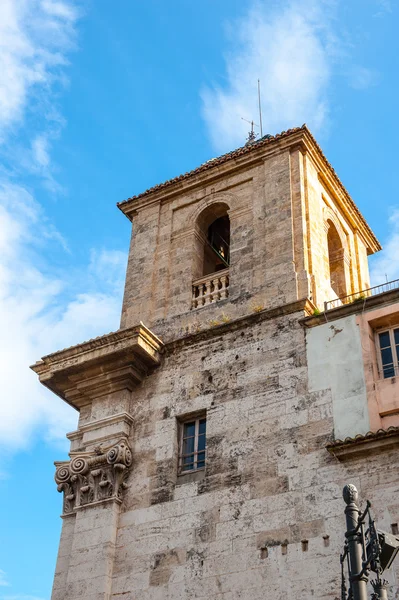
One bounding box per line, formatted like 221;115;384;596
54;438;132;515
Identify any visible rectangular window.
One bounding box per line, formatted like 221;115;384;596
378;327;399;378
179;416;206;473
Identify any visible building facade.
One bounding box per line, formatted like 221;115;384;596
32;125;399;599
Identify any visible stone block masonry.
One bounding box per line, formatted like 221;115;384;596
109;311;396;598
31;126;399;599
62;308;397;599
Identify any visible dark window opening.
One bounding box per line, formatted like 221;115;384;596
203;215;230;276
327;221;346;298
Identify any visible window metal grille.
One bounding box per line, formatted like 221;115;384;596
378;327;399;379
179;417;206;473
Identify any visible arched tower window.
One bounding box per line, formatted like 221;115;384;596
327;220;347;298
194;202;230;278
203;215;230;276
191;202;230;308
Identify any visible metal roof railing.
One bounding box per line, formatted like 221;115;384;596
324;279;399;311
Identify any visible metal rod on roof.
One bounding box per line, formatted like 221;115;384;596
258;79;263;138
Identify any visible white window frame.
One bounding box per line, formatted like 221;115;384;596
178;415;206;474
376;326;399;379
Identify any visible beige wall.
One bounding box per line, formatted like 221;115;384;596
306;300;399;439
120;152;300;338
306;314;370;440
303;157;371;310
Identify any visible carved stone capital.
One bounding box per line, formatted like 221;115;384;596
55;438;132;515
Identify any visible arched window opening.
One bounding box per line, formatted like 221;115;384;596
191;203;230;309
327;220;346;298
203;215;230;276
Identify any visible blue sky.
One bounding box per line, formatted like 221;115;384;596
0;0;398;597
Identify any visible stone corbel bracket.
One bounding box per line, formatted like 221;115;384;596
55;438;132;515
30;323;164;410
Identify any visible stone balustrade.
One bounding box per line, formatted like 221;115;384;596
191;268;229;309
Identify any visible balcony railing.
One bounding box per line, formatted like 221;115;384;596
191;268;229;309
324;279;399;311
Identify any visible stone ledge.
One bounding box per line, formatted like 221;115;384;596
326;426;399;460
31;323;163;410
301;288;399;328
165;298;316;352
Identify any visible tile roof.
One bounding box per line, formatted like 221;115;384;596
327;426;399;449
117;126;303;207
116;124;380;252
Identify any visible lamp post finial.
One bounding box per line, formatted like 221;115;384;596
343;484;359;505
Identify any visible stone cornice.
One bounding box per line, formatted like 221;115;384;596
117;129;304;215
31;323;164;410
164;298;316;353
301;289;399;329
117;126;380;255
67;412;134;440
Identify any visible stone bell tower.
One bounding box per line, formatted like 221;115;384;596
32;125;399;600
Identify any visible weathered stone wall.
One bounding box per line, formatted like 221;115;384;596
120;141;374;337
120;150;301;335
100;310;399;599
44;129;386;599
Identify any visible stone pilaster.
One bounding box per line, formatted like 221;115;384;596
31;323;163;600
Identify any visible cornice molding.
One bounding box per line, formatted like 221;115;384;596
301;289;399;328
31;323;164;410
164;297;316;353
117;126;380;255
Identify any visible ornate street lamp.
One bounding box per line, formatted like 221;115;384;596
341;484;399;600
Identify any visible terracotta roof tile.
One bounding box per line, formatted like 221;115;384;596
117;126;303;207
116;124;380;251
326;426;399;449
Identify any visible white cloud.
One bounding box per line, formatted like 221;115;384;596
89;248;128;293
0;182;127;452
369;209;399;286
0;0;77;141
32;135;50;168
348;66;378;90
0;570;9;587
374;0;392;16
0;0;128;459
201;0;335;152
